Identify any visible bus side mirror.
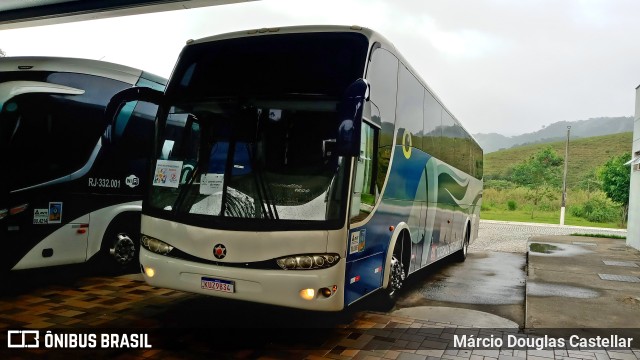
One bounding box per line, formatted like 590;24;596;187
335;79;369;157
103;86;164;145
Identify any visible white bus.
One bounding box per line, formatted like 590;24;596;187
0;57;165;273
107;25;483;310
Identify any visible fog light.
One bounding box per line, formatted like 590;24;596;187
144;267;155;278
320;287;332;298
299;288;315;300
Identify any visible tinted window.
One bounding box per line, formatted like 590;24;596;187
170;32;369;99
456;123;471;174
396;65;423;150
423;91;441;159
472;142;484;179
1;73;129;189
366;47;398;194
350;121;378;223
441;111;456;167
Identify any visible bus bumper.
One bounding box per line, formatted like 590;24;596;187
140;247;346;311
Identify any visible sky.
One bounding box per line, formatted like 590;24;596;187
1;0;639;136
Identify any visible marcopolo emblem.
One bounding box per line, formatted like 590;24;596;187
213;244;227;259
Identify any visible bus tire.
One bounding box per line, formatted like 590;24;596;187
381;230;409;306
455;222;471;262
110;233;136;266
97;212;141;273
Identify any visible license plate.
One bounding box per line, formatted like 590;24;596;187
201;277;235;293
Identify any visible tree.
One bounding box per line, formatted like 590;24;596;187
598;152;631;225
576;169;602;199
510;146;563;218
0;49;5;57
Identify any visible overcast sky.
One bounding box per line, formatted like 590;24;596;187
1;0;639;135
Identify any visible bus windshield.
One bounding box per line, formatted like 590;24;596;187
147;31;369;229
149;99;348;225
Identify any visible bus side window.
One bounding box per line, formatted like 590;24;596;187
366;46;397;207
350;119;379;223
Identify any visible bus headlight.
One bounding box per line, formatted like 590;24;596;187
276;254;340;270
141;235;174;255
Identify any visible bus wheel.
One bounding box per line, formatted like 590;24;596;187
387;255;406;297
96;213;140;273
455;224;471;262
110;234;136;265
376;253;406;311
385;231;408;301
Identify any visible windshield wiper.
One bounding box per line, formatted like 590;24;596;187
172;160;201;214
247;145;279;220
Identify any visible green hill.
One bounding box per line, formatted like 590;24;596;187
484;132;632;189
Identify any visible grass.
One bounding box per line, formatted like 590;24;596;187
480;208;623;229
570;233;626;240
480;132;632;228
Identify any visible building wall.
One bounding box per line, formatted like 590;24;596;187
627;86;640;250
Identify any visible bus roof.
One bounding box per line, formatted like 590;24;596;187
187;24;389;48
0;56;152;85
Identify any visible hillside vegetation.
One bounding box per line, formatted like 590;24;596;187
484;132;633;190
474;116;633;153
481;132;632;228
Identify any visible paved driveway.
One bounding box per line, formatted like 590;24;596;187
0;220;636;359
472;220;627;253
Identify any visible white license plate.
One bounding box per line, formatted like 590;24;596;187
201;277;235;293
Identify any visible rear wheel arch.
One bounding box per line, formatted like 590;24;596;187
455;218;472;262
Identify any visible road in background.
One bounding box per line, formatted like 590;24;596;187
472;220;627;253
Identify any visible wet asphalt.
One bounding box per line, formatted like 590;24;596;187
526;235;640;329
3;221;638;335
392;251;526;327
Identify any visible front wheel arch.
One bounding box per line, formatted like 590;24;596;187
381;224;410;290
95;211;141;271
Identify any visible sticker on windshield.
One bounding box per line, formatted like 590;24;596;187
153;160;183;188
33;209;48;224
48;202;62;224
200;173;224;195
